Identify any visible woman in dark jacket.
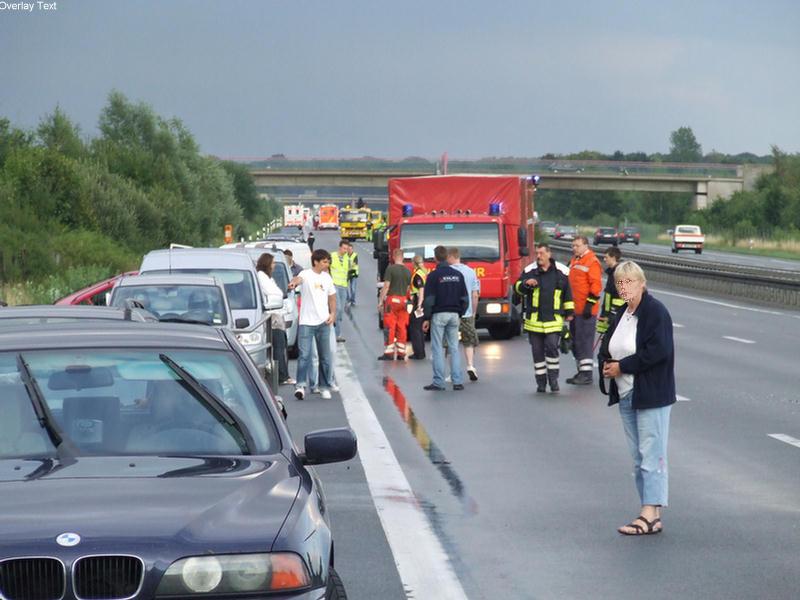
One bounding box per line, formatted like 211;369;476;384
598;260;676;535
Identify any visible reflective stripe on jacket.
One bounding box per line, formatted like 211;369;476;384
410;267;428;296
597;264;625;333
568;249;603;314
514;261;574;334
330;253;350;287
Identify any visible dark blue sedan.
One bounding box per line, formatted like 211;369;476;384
0;321;355;599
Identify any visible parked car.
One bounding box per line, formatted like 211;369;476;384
553;224;578;241
538;220;557;236
0;320;355;599
139;249;280;373
0;304;157;326
109;274;234;327
54;271;138;306
593;227;618;246
618;226;641;245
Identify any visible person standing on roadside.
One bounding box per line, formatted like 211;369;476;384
422;245;468;391
346;243;359;306
567;235;603;385
256;253;294;385
379;248;412;360
329;240;351;343
515;243;574;393
598;261;676;536
597;246;624;335
447;247;481;381
307;229;315;251
283;249;302;277
287;249;337;400
407;254;428;360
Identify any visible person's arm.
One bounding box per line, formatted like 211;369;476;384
562;273;575;319
326;282;337;325
422;273;436;320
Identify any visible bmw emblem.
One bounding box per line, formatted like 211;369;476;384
56;533;81;547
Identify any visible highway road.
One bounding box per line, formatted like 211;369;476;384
285;232;800;600
611;240;800;272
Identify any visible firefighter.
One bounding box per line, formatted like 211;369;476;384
379;248;412;359
407;254;428;360
567;235;603;385
515;243;574;393
597;246;624;335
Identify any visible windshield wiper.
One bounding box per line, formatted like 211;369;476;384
16;354;65;449
159;353;255;455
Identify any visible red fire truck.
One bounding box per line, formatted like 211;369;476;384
382;175;537;339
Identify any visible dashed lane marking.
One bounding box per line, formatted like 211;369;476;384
334;345;469;600
768;434;800;449
722;336;756;344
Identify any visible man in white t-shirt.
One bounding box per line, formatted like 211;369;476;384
288;249;337;400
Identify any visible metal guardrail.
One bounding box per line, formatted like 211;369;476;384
547;240;800;309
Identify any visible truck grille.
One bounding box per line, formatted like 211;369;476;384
73;556;143;600
0;558;65;600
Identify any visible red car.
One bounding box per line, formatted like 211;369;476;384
618;226;641;245
54;271;138;305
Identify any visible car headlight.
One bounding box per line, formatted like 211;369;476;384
236;330;263;346
485;302;503;314
157;553;310;595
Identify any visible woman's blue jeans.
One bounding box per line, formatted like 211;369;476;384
618;390;671;507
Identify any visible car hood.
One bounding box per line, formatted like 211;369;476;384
0;456;300;553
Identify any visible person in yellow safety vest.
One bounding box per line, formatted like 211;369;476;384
407;254;428;360
515;243;574;393
346;243;359;307
597;246;625;334
330;240;351;342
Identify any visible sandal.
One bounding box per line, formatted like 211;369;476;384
618;515;662;536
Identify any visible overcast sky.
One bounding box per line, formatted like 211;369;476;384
1;0;798;159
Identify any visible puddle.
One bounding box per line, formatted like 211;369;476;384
383;375;478;516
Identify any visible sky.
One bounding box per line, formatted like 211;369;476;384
1;0;798;160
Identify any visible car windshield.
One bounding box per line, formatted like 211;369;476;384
400;222;500;261
0;348;278;459
340;212;368;223
600;228;616;234
624;228;638;233
111;285;227;325
145;269;257;310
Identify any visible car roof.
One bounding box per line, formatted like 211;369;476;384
0;305;157;322
141;248;255;271
116;274;223;288
0;321;229;351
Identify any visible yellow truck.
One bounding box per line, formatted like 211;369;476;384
339;208;371;240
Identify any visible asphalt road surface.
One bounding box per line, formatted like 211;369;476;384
284;231;800;600
613;240;800;272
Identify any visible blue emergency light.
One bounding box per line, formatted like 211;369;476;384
402;204;414;217
488;202;501;216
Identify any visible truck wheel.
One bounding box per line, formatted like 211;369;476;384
488;323;516;340
326;567;347;599
695;248;702;254
671;247;678;254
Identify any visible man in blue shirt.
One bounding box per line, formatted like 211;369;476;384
422;245;469;391
447;247;481;381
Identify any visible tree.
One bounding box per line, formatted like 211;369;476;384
669;127;702;162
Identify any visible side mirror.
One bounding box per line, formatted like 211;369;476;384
235;318;250;329
264;299;283;311
517;226;528;250
301;428;357;465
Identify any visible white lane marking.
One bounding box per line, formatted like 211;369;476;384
335;346;468;600
722;336;756;344
673;323;684;328
649;288;784;316
676;394;691;402
768;434;800;449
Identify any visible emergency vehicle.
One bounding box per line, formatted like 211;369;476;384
382;175;537;339
339;207;371;240
283;204;306;227
317;204;339;230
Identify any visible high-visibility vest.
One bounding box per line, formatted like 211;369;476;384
348;252;359;277
410;267;428;296
330;253;350;287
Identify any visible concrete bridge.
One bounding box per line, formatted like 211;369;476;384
249;162;770;210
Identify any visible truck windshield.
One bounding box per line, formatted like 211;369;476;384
400;223;500;261
341;212;368;223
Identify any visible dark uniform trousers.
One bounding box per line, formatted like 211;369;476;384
529;331;561;389
571;315;597;375
408;301;426;359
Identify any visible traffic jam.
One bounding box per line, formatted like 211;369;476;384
3;172;784;600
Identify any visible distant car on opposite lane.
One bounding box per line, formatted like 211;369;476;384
593;227;618;246
618;226;641;245
538;221;557;236
553;224;578;241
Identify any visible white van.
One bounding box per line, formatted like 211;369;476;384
139;249;280;372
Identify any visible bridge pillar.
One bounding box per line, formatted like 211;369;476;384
693;181;708;210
